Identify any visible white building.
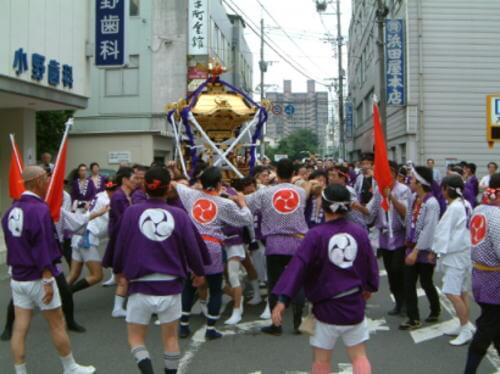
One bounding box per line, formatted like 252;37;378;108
70;0;253;170
0;0;91;264
346;0;500;172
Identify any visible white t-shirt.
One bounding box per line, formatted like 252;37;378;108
480;175;491;189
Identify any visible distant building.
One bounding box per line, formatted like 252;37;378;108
266;80;329;156
346;0;500;170
70;0;252;171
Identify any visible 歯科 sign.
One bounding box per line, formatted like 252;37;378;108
385;19;405;106
95;0;127;67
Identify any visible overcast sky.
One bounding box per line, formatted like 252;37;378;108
225;0;352;94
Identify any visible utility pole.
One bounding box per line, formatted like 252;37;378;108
376;0;389;140
259;18;266;159
336;0;345;161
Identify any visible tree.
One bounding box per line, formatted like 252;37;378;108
36;110;73;161
267;128;319;161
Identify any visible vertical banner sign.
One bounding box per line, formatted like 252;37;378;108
385;19;405;106
189;0;208;55
345;101;353;138
95;0;127;67
486;95;500;147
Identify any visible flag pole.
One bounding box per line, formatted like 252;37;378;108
45;118;73;201
9;134;23;172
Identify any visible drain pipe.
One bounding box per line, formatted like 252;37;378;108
417;0;425;164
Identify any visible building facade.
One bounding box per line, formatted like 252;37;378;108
71;0;253;171
347;0;500;172
266;80;329;156
0;0;91;264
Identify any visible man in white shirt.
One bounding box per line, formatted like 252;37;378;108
479;162;498;192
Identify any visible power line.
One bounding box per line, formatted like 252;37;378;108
254;0;329;76
222;0;330;87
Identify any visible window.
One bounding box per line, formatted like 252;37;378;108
130;0;140;16
105;55;139;96
400;143;406;164
356;103;363;127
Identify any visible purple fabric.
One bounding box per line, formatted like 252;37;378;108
273;218;379;325
131;188;148;205
89;175;107;194
304;195;325;228
113;199;207;295
464;176;479;208
471;204;500;304
2;194;60;281
71;178;96;203
432;180;447;216
102;188;131;268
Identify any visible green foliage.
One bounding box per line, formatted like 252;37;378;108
266;128;319;161
36;110;73;160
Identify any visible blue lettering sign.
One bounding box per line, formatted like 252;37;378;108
62;64;73;88
12;48;28;76
95;0;126;66
385;19;405;106
48;60;61;86
284;104;295;116
345;101;353;138
31;53;46;82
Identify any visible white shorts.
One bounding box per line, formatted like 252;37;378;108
72;246;101;263
11;279;62;311
126;293;181;325
310;318;369;350
442;266;470;296
225;244;246;260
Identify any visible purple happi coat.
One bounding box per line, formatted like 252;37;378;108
102;187;132;268
2;192;61;281
175;184;253;274
89;175;108;194
71;178;96;203
376;182;412;250
470;204;500;305
406;193;440;264
273;218;379;325
113;199;207;296
131;188;148;205
246;183;308;256
464;175;479;208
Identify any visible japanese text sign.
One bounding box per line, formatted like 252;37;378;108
189;0;208;55
385;19;405;106
95;0;127;66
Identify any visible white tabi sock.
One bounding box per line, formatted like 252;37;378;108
15;363;27;374
60;353;77;371
114;295;125;311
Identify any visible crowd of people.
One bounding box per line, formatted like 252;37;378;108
1;152;499;374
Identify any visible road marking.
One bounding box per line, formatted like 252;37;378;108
379;269;387;277
367;317;390;334
178;320;272;374
410;318;458;344
435;287;500;370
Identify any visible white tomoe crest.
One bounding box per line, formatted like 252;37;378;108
328;233;358;269
8;208;24;238
138;209;175;242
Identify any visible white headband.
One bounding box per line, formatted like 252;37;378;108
411;166;431;187
321;190;351;213
448;186;463;197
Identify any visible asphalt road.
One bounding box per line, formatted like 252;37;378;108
0;255;498;374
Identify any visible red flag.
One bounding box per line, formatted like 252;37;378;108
45;122;71;222
9;134;25;200
373;102;393;211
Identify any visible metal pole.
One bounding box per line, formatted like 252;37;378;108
336;0;345;160
259;18;266;160
376;0;388;140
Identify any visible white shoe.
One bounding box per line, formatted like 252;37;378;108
260;303;271;320
248;294;263;305
154;319;161;326
449;326;473;346
442;320;461;336
111;308;127;318
224;309;242;325
102;275;116;287
467;322;476;334
63;364;96;374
